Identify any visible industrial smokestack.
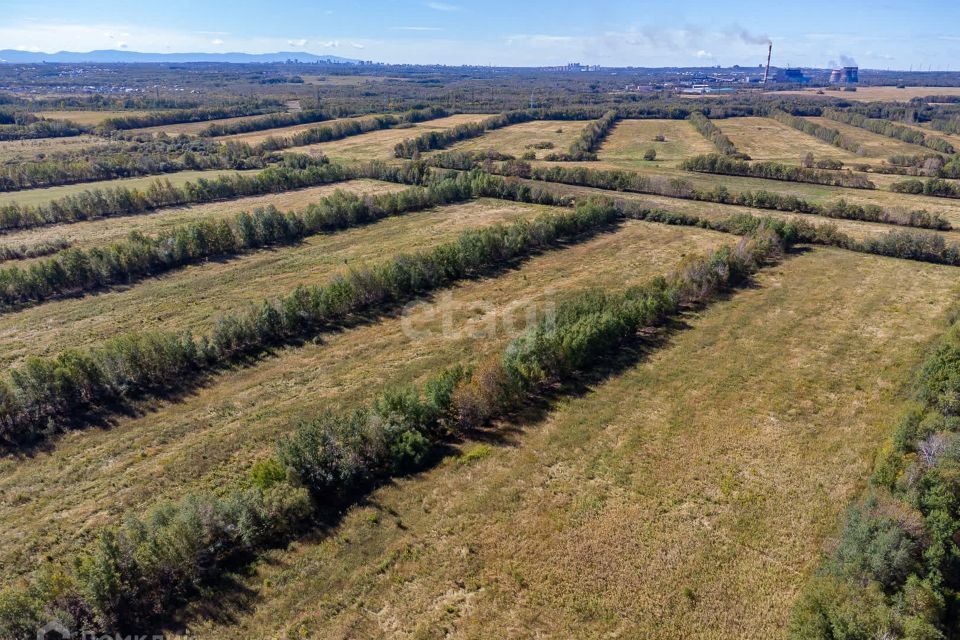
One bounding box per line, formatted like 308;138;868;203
763;43;772;84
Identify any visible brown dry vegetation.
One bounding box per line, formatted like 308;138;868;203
806;116;931;158
217;114;383;146
35;110;150;125
721;116;864;165
0;217;729;585
772;86;960;102
185;246;958;639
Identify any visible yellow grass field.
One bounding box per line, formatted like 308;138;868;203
806;117;929;158
0;179;404;252
0;211;727;584
0;168;261;208
596;119;716;168
0;134;112;161
721;116;864;165
773;86;960;103
293;113;494;162
35;110;150;125
437;120;589;159
185;245;958;639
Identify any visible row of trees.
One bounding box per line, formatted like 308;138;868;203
393;110;536;158
544;109;619;161
97;103;281;132
0;137;266;192
687;111;748;158
199;108;333;136
257;107;448;153
680;153;877;189
0;155;347;231
0;223;789;637
0;117;87;141
0;238;70;263
891;177;960;198
769;109;864;155
426;154;950;231
822;108;956;154
790;311;960;638
0;179;601;449
0;177;476;310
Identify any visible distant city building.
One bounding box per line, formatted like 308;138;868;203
779;68;809;83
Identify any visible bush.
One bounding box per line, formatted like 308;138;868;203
643;148;657;161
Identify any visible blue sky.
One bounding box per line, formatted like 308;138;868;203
1;0;957;69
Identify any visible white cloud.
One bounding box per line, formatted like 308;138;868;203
695;49;713;58
210;38;224;45
427;2;460;11
350;42;365;49
288;38;307;47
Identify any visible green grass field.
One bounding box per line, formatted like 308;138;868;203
436;120;589;159
597;119;716;168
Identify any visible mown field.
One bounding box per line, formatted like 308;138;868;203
35;110;150;125
5;95;960;640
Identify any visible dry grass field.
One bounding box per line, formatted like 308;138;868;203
183;245;958;639
125;113;276;137
293;113;494;161
806;116;929;158
773;86;960;102
35;110;150;125
596;119;715;168
0;168;261;208
0;213;728;583
0;134;112;161
436;120;589;159
0;178;404;253
721;116;864;165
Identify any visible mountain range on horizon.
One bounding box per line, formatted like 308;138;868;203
0;49;362;64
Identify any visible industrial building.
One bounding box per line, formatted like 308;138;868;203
830;66;859;84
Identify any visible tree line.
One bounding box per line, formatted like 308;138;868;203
0;176;475;311
0;176;607;450
257;107;448;153
0;238;71;263
790;307;960;638
96;103;282;133
0;136;265;192
543;109;619;161
891;177;960;199
687;111;748;158
769;109;864;155
0;222;790;637
822;108;956;155
680;153;876;189
0;155;344;232
426;153;950;231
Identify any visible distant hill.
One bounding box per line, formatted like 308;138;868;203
0;49;361;64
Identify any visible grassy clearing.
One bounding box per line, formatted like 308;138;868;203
806;116;929;158
185;246;959;639
0;217;730;585
294;114;495;162
435;120;589;159
34;110;148;125
0;178;403;252
0;168;262;208
596;119;715;168
720;117;863;165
